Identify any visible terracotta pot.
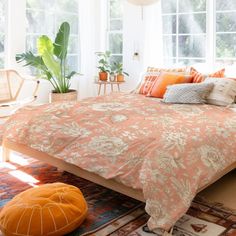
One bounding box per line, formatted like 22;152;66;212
117;74;125;82
50;89;78;103
99;72;108;81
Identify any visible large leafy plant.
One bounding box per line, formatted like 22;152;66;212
16;22;77;93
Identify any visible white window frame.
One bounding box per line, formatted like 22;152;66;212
162;0;236;67
107;0;123;64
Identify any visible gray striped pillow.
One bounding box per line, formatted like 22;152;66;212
162;83;214;104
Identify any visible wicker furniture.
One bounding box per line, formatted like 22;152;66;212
0;70;40;118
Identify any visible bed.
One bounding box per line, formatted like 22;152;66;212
2;92;236;233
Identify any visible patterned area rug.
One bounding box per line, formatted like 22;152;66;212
0;156;235;236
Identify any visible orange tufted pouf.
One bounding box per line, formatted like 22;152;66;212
0;183;88;236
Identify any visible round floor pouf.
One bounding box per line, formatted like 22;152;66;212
0;183;88;236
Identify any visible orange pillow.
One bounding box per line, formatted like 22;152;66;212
147;67;186;73
191;67;225;83
139;73;160;95
147;72;193;98
0;183;88;236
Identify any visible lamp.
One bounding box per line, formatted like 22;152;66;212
127;0;159;19
127;0;159;6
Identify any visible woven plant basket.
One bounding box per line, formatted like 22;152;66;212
50;90;78;103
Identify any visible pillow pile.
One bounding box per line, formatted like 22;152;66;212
137;66;236;106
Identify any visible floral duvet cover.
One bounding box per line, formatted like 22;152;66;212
3;93;236;231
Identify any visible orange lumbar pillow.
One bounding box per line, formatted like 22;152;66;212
147;72;193;98
0;183;88;236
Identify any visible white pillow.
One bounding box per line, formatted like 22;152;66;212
204;77;236;106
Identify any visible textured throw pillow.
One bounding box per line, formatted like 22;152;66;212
147;72;193;98
138;72;160;95
204;77;236;106
162;83;214;104
147;67;186;73
190;67;225;83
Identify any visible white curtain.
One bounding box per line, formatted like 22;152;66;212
78;0;103;99
143;1;163;68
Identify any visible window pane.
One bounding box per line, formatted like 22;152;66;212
110;19;123;31
0;0;5;68
179;0;206;13
216;0;236;11
179;13;206;34
26;0;55;10
55;0;78;13
68;36;79;54
109;34;123;54
163;35;176;57
110;55;123;66
216;12;236;32
178;35;206;58
163;58;177;66
178;58;205;66
110;0;122;18
163;15;176;34
162;0;176;14
67;55;78;72
216;34;236;58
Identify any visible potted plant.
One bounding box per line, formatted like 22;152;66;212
16;22;78;103
95;51;111;81
114;62;129;82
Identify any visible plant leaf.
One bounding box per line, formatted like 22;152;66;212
53;22;70;60
37;35;61;83
66;71;77;80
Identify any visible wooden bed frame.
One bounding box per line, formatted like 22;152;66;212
2;140;236;202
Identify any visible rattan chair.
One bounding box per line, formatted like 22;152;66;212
0;69;40;118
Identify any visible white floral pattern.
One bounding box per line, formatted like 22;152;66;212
3;93;236;232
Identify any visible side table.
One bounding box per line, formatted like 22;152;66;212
94;81;125;96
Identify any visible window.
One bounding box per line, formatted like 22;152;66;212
107;0;123;64
162;0;207;66
26;0;79;71
0;0;6;68
215;0;236;65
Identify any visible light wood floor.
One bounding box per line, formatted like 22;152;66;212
199;169;236;209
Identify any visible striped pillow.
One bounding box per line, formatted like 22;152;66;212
190;68;225;83
147;67;186;73
138;72;160;95
162;83;214;104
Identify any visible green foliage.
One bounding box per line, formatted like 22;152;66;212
16;21;78;93
95;51;111;73
113;62;129;76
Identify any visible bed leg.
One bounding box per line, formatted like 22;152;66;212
2;147;10;162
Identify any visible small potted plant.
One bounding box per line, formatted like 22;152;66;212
16;22;79;103
95;51;111;81
114;62;129;82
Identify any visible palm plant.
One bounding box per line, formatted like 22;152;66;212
16;22;77;93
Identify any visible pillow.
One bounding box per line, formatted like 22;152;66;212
138;72;160;95
0;183;88;236
147;72;193;98
190;67;225;83
162;83;214;104
147;67;186;73
204;77;236;106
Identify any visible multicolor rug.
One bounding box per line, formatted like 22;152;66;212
0;156;235;236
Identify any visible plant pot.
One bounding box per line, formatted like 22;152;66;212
117;74;125;82
99;72;108;81
109;74;117;82
50;89;78;103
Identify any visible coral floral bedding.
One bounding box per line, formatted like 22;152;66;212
2;93;236;232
